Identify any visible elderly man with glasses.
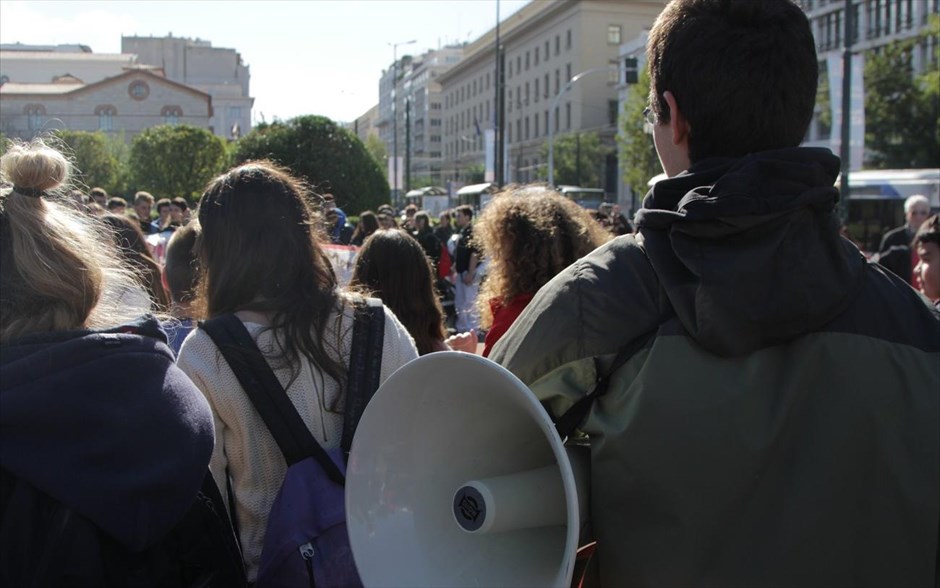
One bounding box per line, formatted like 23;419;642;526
877;194;931;284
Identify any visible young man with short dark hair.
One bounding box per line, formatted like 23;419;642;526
490;0;939;584
89;187;108;207
105;196;127;214
152;198;172;233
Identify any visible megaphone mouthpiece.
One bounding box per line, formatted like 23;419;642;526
454;465;567;534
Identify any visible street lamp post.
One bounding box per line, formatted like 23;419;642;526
390;39;416;205
547;65;617;187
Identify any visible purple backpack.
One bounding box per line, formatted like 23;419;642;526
202;299;384;588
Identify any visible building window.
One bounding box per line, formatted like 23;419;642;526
534;78;540;102
128;80;150;101
608;100;619;125
525;116;530;140
544;110;549;134
545;40;550;62
509;60;513;78
566;63;572;82
535;46;540;66
517;55;522;73
556;69;560;93
566;102;571;130
555;35;560;55
566;29;572;50
161;105;183;125
508;124;513;143
525;51;530;70
95;105;116;131
24;104;45;130
608;60;620;83
508;88;513;112
544;73;550;98
516;119;522;143
534;114;539;138
608;25;622;45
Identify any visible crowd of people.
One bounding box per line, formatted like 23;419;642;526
1;0;938;585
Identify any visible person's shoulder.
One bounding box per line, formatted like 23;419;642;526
490;234;663;384
879;224;910;247
830;260;940;352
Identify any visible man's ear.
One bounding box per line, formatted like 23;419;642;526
664;91;690;147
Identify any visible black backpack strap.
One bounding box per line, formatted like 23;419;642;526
200;314;345;486
554;328;657;441
342;298;385;457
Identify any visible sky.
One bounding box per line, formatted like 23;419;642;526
0;0;530;123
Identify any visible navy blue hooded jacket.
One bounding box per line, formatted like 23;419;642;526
0;317;214;551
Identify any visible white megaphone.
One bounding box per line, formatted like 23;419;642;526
346;351;589;588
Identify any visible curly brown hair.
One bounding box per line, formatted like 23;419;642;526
474;184;611;329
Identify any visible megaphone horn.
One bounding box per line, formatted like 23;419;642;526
346;352;589;588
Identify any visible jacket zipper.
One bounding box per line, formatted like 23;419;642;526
299;542;316;588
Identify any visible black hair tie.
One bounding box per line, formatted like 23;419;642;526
12;186;46;198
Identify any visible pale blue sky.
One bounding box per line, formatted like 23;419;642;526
0;0;530;123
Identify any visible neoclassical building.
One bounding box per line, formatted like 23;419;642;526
1;67;211;142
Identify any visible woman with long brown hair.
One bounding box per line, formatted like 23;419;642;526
349;229;449;355
176;161;418;583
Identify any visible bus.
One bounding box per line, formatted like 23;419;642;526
842;168;939;253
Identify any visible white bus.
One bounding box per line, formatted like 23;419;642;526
842;168;939;253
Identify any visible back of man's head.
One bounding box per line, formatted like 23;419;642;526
648;0;817;162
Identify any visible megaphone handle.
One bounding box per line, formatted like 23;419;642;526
571;541;598;588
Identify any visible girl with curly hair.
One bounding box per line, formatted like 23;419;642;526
474;185;611;356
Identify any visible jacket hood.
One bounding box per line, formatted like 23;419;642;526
635;148;865;356
0;317;214;550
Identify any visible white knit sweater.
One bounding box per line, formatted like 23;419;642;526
177;303;418;581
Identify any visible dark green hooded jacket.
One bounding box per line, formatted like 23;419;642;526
490;148;940;586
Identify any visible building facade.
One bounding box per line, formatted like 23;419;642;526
439;0;667;192
122;35;254;139
798;0;939;151
378;46;464;194
0;68;211;142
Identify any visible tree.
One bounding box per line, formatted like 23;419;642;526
864;16;940;169
539;131;607;187
129;125;228;204
364;134;387;171
617;67;662;199
53;130;123;194
234;115;389;215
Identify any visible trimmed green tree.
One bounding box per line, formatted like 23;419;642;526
540;131;606;187
233;115;389;215
129;125;228;203
53;130;123;194
864;16;940;169
617;67;662;200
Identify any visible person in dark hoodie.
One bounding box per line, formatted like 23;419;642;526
489;0;940;585
0;139;218;583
